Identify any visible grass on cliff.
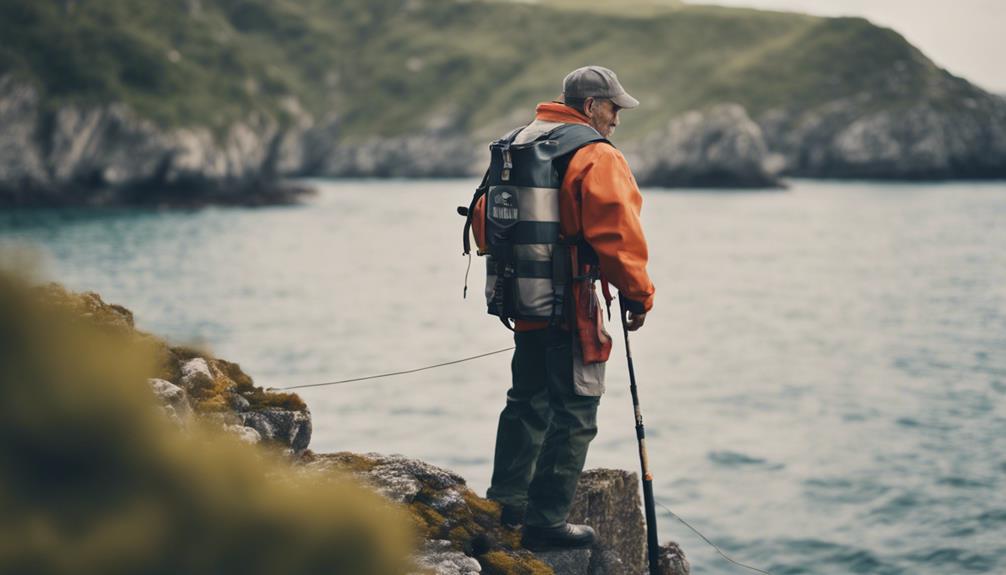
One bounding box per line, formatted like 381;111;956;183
0;269;413;575
0;0;957;139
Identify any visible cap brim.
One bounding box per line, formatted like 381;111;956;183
611;92;640;109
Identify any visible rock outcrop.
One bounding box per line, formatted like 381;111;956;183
36;283;689;573
0;76;313;206
38;283;312;453
302;452;690;575
4;62;1006;203
758;74;1006;179
0;75;480;206
630;104;783;189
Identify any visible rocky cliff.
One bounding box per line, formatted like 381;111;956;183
41;282;690;574
757;73;1006;179
0;76;308;206
628;104;784;189
2;1;1005;204
0;75;481;206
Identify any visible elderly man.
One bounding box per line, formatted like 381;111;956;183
463;65;654;550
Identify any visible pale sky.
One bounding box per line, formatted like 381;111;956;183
702;0;1006;94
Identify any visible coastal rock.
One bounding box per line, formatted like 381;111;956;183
0;77;47;200
304;452;689;575
148;378;192;424
536;548;593;573
758;73;1006;179
307;452;466;504
0;75;307;206
413;540;483;575
658;542;690;575
179;358;215;394
568;469;647;574
631;104;783;189
315;133;480;178
223;423;262;445
241;408;312;453
35;283;312;454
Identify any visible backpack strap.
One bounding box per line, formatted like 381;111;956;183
543;123;610;160
461;124;528;256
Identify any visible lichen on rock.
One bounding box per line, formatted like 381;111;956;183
300;452;690;575
34;283;312;453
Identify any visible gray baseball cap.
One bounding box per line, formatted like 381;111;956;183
560;65;640;109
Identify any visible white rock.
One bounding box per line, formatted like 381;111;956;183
224;424;262;445
148;378;192;423
180;358;214;392
412;540;481;575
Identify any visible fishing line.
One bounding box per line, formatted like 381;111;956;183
275;346;515;390
655;500;774;575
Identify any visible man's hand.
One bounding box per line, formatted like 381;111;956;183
625;310;646;331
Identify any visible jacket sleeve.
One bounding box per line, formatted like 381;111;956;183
571;144;655;313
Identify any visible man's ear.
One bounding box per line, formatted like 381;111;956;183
584;97;595;116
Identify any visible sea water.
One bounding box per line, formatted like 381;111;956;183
1;179;1004;574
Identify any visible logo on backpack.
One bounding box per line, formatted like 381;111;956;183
491;190;518;222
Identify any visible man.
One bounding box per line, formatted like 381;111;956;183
466;66;654;550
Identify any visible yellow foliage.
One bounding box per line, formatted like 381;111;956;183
480;551;555;575
0;271;413;575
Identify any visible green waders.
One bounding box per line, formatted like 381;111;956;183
487;327;600;528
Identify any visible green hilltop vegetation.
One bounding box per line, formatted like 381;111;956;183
0;0;964;139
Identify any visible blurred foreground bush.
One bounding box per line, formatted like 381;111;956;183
0;270;413;575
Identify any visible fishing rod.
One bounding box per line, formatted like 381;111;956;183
619;293;661;575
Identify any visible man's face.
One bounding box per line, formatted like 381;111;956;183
585;98;621;137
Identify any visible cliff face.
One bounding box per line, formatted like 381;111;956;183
0;75;481;205
758;74;1006;179
628;104;784;189
0;76;309;206
6;72;1004;203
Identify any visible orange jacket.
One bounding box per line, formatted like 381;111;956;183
472;102;655;340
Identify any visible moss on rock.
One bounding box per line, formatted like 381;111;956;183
30;283;310;450
303;452;555;574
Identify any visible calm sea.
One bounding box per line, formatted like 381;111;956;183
1;179;1004;574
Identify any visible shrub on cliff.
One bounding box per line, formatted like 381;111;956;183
0;270;412;575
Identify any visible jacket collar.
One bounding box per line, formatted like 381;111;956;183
534;101;591;125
